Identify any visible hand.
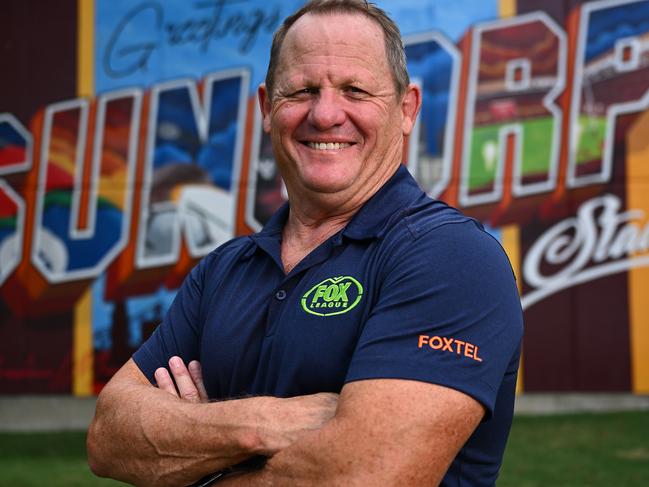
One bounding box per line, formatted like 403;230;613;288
155;356;209;403
154;356;339;456
256;392;339;455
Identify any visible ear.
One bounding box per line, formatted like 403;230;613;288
400;83;422;136
258;83;272;133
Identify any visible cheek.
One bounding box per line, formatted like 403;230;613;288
273;103;307;130
351;105;394;134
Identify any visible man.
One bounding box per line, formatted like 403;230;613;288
87;1;523;485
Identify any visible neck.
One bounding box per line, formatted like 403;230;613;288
279;163;400;273
280;207;354;274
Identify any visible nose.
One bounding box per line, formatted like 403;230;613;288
307;89;346;130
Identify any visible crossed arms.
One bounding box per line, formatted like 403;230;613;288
87;357;483;486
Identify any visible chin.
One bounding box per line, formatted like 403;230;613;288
299;168;357;195
302;177;352;194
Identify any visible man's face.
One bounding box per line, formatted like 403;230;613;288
259;12;420;206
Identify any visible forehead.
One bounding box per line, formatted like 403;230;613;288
277;12;390;84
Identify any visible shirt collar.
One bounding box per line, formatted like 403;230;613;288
244;201;288;262
256;202;289;237
251;165;425;245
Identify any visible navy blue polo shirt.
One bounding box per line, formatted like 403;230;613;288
133;166;523;486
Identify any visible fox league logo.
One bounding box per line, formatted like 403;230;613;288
301;276;364;317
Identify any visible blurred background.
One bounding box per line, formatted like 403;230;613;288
1;0;649;484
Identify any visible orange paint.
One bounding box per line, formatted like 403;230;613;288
627;109;649;393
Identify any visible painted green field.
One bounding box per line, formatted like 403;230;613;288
467;115;606;191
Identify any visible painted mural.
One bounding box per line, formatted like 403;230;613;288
1;0;648;395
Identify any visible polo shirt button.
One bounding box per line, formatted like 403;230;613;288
275;289;287;300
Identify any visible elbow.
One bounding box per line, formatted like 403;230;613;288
87;422;107;477
87;456;107;479
86;391;168;486
86;391;120;479
87;410;111;478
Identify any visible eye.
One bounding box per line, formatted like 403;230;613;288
344;86;368;98
294;87;318;96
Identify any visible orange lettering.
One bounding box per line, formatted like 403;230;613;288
473;346;483;362
417;335;483;363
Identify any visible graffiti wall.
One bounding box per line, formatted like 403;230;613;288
1;0;648;395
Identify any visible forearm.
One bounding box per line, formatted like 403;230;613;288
87;377;266;487
216;427;327;487
218;379;484;487
87;358;338;487
217;417;386;487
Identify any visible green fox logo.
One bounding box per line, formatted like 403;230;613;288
301;276;364;317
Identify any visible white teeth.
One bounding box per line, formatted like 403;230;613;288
307;142;351;150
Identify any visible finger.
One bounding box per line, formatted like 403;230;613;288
188;360;209;402
169;356;201;403
154;367;178;397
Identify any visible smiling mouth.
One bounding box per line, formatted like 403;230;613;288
304;141;353;151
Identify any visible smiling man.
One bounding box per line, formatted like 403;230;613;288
87;1;523;486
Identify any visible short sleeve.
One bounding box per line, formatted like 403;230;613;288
345;221;523;416
132;257;207;384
